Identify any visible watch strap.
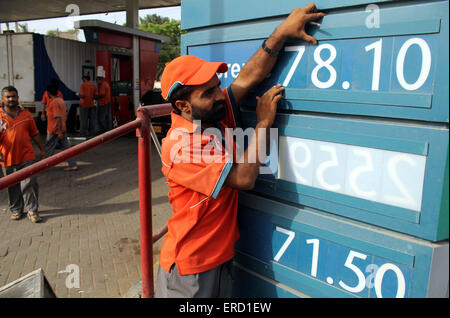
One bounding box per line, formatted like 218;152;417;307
261;39;279;57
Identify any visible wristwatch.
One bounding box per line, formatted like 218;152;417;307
261;39;279;57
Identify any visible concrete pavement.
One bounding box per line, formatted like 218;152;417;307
0;135;172;297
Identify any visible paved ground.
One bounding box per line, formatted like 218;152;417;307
0;134;172;297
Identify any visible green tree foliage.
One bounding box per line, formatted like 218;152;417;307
139;14;185;80
19;23;29;33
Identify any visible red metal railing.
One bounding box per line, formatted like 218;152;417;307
0;103;173;298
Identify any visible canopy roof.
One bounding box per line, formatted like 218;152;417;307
0;0;181;23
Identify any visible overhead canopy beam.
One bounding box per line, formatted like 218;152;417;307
0;0;181;23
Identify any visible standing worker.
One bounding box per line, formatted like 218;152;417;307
78;74;97;137
45;85;78;171
95;73;111;135
155;4;326;298
1;86;46;223
40;78;63;123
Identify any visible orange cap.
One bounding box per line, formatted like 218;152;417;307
161;55;228;100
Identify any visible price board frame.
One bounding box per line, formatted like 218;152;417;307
181;0;450;298
235;192;449;298
233;263;306;298
240;110;449;241
182;0;449;123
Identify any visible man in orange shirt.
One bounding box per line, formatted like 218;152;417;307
155;4;325;297
45;85;78;171
95;74;111;135
1;86;46;223
78;74;97;137
40;78;63;122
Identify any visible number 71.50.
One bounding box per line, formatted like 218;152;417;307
274;227;407;298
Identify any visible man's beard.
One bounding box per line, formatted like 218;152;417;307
191;99;226;125
6;101;18;108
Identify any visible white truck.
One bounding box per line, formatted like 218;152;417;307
0;31;129;132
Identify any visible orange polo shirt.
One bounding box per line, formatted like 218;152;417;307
0;107;39;167
42;90;63;108
46;97;67;135
159;87;240;275
79;81;96;108
96;81;111;106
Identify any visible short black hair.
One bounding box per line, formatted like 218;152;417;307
83;74;90;81
167;85;195;115
50;78;59;88
47;84;58;96
1;86;18;97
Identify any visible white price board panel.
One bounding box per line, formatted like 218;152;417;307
278;136;427;212
234;193;449;298
242;111;448;241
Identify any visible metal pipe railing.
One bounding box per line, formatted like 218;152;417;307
0;119;142;190
0;103;173;298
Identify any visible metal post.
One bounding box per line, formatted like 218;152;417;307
136;108;153;298
126;0;141;113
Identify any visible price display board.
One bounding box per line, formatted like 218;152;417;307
240;110;449;241
234;193;449;298
183;0;449;122
181;0;449;297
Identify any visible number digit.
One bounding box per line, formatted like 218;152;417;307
306;239;320;277
274;226;296;262
338;251;367;293
365;39;382;91
374;263;406;298
384;154;417;208
290;141;312;185
396;38;431;91
311;44;337;89
348;148;377;199
283;46;306;87
316;145;341;191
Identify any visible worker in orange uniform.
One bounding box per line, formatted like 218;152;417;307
40;78;63;122
95;73;111;135
155;4;325;298
44;85;78;171
1;86;46;223
78;74;97;137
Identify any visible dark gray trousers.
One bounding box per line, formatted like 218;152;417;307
96;104;111;134
155;260;234;298
1;161;39;214
45;134;77;167
79;106;97;136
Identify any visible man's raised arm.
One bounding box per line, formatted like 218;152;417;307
230;3;326;104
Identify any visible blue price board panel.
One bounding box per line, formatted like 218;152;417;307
239;110;449;241
235;192;449;298
182;0;449;123
232;264;305;298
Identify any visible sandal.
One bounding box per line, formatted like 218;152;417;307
64;166;78;171
27;211;42;223
10;213;22;220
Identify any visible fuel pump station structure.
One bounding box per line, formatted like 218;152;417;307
1;0;176;129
